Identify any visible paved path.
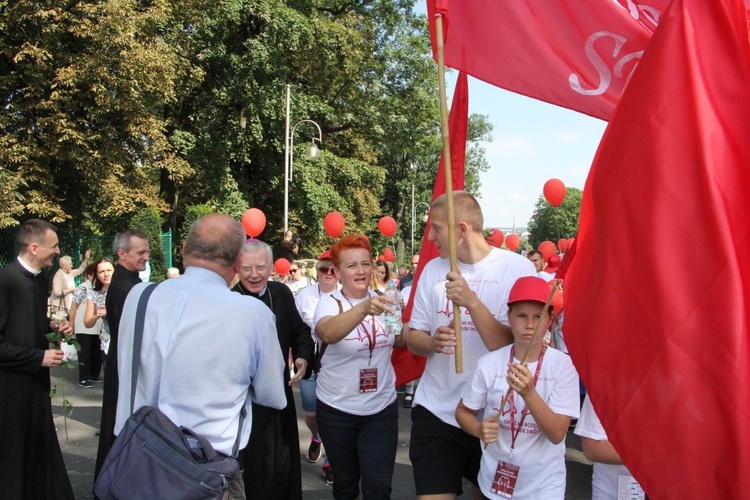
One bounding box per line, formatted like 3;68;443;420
53;367;593;499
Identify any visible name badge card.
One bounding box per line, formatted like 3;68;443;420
359;367;378;393
491;460;520;498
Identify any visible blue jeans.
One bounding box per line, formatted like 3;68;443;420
316;399;398;499
300;372;317;413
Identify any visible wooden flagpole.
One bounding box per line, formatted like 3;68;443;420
435;13;462;374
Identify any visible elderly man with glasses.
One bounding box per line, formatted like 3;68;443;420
294;250;341;484
232;240;314;499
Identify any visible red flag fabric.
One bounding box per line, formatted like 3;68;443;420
426;0;670;120
565;0;750;498
392;71;468;387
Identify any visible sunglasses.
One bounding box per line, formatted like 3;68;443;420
317;266;335;275
289;269;298;274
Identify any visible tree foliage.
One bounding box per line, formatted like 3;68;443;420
527;188;582;249
1;0;494;266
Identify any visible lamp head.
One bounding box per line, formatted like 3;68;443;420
305;142;321;161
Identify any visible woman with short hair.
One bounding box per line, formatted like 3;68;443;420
313;235;406;499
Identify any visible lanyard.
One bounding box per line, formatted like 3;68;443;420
340;290;378;364
506;345;546;458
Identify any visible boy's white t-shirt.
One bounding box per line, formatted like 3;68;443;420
409;248;535;426
462;345;580;499
575;395;643;500
313;289;396;415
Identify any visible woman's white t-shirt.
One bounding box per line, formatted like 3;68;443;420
313;289;396;415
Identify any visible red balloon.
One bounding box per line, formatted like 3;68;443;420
543;178;566;207
505;234;520;251
274;258;290;276
485;228;505;248
382;248;395;262
558;238;569;253
538;240;557;261
549;282;564;312
378;216;397;238
323;212;345;239
241;208;266;237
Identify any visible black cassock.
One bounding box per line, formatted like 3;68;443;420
95;263;142;479
233;280;314;500
0;259;74;499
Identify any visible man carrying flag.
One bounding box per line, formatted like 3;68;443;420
407;191;535;498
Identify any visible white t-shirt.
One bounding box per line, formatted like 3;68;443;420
409;248;536;426
295;282;341;330
286;276;314;295
575;395;643;500
462;345;580;499
313;290;396;415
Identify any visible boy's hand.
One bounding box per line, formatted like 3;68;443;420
507;362;535;398
480;416;500;444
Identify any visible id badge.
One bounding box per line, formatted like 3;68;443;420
491;460;520;498
359;367;378;393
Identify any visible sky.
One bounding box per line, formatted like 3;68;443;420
412;3;608;229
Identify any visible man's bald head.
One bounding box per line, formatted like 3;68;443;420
183;214;246;268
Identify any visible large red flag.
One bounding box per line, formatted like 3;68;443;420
392;71;468;386
426;0;670;120
565;0;750;498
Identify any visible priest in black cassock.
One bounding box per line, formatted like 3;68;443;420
94;229;150;481
233;240;314;500
0;219;74;499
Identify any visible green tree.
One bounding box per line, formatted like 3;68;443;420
527;188;582;249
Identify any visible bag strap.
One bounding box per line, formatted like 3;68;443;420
315;297;345;373
129;282;247;459
130;283;159;413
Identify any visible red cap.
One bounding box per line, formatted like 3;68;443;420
545;254;562;273
319;250;332;261
507;276;552;307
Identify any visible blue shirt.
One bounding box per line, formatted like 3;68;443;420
115;266;287;455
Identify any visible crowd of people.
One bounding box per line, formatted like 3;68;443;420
0;191;643;499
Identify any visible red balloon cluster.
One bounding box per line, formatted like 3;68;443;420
558;238;569;253
382;248;395;262
241;208;266;237
538;240;557;261
543;178;566;207
378;216;397;238
274;258;291;276
324;212;345;239
505;234;520;252
485;229;504;248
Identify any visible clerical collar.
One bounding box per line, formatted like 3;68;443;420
17;256;41;276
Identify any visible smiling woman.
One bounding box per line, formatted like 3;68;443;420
311;235;406;499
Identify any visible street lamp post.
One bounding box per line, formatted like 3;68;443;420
411;184;431;255
284;84;323;234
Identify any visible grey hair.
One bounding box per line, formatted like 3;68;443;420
241;240;273;264
112;229;149;255
58;256;72;267
183;216;246;267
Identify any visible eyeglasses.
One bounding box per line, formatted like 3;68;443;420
317;266;335;275
289;269;298;274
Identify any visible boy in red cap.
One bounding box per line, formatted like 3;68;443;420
456;276;579;499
